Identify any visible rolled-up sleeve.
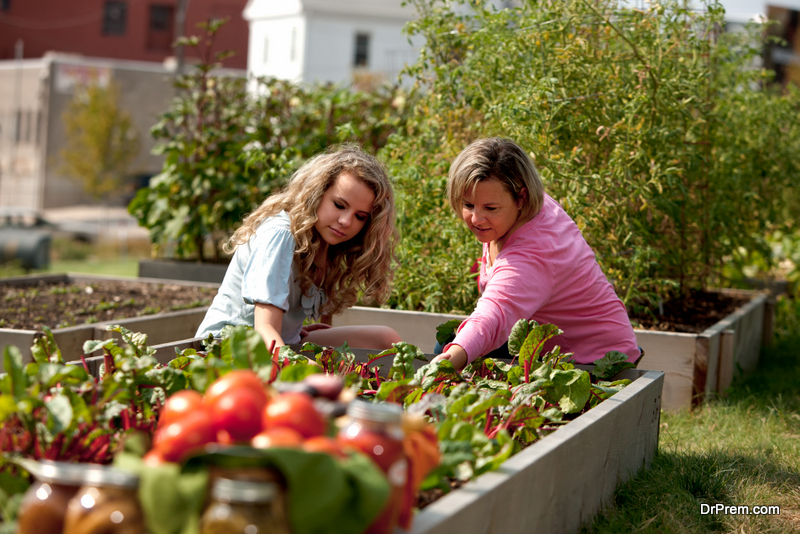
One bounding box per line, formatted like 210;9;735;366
241;226;296;311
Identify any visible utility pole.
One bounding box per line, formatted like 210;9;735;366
174;0;190;75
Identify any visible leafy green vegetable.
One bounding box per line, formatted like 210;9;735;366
592;351;638;380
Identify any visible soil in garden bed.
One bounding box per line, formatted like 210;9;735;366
0;279;217;330
628;289;751;334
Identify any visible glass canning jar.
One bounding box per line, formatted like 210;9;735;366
338;400;407;534
16;460;90;534
62;465;145;534
200;477;291;534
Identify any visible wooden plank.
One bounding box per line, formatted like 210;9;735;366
762;298;776;348
332;307;467;352
0;329;38;368
71;272;221;289
138;259;229;285
0;273;69;286
93;308;210;348
634;330;696;411
731;298;764;373
408;369;664;534
52;325;102;361
717;329;735;393
695;333;721;403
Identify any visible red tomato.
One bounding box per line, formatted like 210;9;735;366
263;392;326;439
158;390;204;428
153;410;216;463
204;370;269;408
208;388;268;442
251;427;304;449
302;436;348;458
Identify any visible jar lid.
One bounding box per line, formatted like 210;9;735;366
346;399;402;423
81;465;140;489
211;478;278;503
22;459;92;486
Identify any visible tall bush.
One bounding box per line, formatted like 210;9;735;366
382;0;800;315
129;20;412;262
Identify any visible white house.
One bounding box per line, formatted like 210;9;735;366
243;0;423;87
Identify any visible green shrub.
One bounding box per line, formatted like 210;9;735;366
381;0;800;313
129;20;413;262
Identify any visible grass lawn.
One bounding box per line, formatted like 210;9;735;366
0;237;149;279
45;257;140;278
584;299;800;534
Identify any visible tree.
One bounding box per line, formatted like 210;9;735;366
60;81;141;202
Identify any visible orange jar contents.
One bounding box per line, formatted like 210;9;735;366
62;465;146;534
16;460;89;534
338;400;407;534
200;477;291;534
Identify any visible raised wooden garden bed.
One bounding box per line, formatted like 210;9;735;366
331;289;771;411
408;368;663;534
0;273;218;370
69;338;664;534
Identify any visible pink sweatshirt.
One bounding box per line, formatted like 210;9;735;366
448;194;640;365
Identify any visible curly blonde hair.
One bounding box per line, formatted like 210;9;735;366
226;145;398;315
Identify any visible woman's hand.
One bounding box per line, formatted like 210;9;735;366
300;322;332;338
431;345;469;371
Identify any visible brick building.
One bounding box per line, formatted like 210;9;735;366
0;1;248;210
0;0;249;69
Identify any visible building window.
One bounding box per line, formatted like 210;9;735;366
290;27;297;62
147;4;175;51
263;37;269;64
354;33;370;67
102;1;128;36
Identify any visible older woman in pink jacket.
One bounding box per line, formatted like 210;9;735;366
432;138;640;371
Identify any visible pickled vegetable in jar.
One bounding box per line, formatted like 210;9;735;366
62;465;145;534
200;477;290;534
338;400;407;534
16;460;89;534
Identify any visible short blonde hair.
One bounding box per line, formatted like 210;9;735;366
447;138;544;220
227;144;398;315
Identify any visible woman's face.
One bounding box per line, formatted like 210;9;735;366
314;171;375;246
461;179;524;245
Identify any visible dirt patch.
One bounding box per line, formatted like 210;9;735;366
0;279;217;330
628;290;752;334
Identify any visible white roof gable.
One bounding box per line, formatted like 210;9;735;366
244;0;416;21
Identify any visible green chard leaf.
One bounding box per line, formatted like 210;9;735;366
546;369;591;414
591;351;637;380
519;323;563;368
387;342;427;380
2;346;26;400
435;319;462;346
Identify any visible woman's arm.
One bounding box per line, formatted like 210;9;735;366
254;302;285;350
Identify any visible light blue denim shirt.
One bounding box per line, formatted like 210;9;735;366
195;211;325;343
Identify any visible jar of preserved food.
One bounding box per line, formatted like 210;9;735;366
338;400;407;534
200;477;290;534
62;465;145;534
16;460;89;534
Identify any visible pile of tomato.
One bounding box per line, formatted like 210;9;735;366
146;370;341;464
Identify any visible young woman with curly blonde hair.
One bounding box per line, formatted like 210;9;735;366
196;144;401;351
